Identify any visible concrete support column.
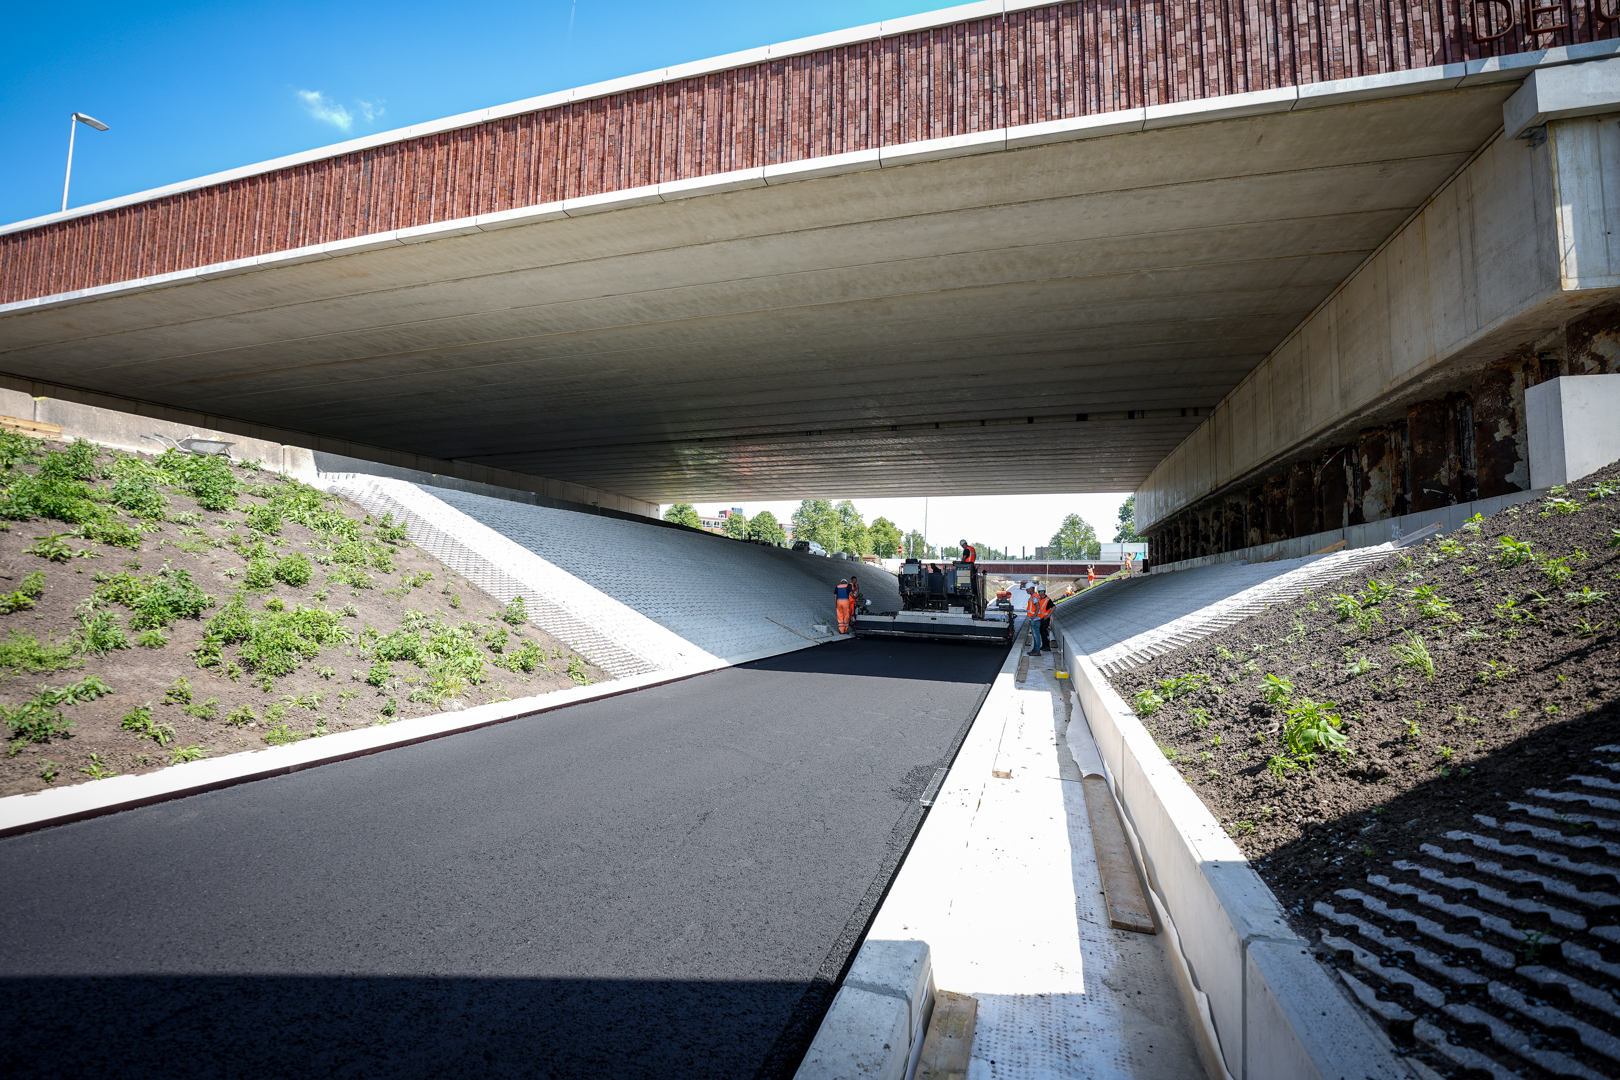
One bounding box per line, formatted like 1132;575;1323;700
1286;461;1315;539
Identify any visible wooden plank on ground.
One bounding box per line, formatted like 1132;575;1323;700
1081;776;1157;934
916;990;978;1080
0;416;61;436
1311;539;1348;555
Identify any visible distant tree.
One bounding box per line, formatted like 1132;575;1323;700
834;500;871;555
664;503;702;529
792;499;842;552
723;511;749;540
1113;495;1142;544
869;517;903;558
748;510;786;546
1049;514;1101;559
902;530;937;558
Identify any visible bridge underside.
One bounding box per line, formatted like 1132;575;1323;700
0;87;1512;502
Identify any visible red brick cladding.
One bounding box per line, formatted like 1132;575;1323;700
3;1;1615;305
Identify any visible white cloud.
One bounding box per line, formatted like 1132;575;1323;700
297;89;353;131
357;99;385;123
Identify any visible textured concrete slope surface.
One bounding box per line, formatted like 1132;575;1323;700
428;485;900;662
0;638;1005;1080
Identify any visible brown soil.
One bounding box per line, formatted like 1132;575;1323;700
1111;460;1620;1072
0;442;606;798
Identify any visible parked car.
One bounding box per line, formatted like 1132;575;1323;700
791;540;828;556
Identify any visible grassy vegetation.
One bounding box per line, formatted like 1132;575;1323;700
0;434;606;796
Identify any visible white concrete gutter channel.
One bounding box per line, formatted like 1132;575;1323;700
799;620;1418;1080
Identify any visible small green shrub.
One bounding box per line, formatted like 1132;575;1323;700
105;456;170;519
1496;536;1535;567
120;703;175;746
225;705;256;726
1343;654;1378;677
25;534;76;562
169;744;207;764
135;628;167;648
1390;631;1436;679
262;722;303;746
365;659;392;687
1540;555;1580;588
1329;593;1362;620
272;552;312;588
77;611;130;655
1261;674;1294;705
0;570;47;613
74;518;145;549
1360;579;1393;606
79;753;117;780
1131;688;1166;716
181;697;220;721
163;677;193;705
501;596;528;626
1281;697;1348;764
567;656;591;686
1266;754;1299;781
3;697;73;754
1566;587;1609;607
157;449;238;511
94;565;216;628
496;640;543;673
375;513;409;543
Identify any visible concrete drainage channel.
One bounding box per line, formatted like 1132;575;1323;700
795;622;1417;1080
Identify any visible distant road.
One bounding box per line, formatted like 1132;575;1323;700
0;638;1005;1079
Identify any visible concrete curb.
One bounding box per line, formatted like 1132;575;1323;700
0;648;820;839
1061;646;1416;1080
795;940;936;1080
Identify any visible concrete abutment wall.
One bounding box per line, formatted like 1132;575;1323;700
1138;84;1620;567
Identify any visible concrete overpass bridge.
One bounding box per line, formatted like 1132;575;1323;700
2;0;1618;558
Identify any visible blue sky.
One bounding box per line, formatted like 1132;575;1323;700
3;0;1131;546
3;0;941;225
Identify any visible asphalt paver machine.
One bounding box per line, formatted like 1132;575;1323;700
853;558;1017;644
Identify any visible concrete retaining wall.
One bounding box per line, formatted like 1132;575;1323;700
1151;487;1541;574
1060;647;1412;1079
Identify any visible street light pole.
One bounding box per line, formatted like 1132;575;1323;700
62;112;110;213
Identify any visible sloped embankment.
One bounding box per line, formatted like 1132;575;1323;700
0;436;604;798
1112;460;1620;1077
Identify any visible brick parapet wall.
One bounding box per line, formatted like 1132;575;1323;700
4;1;1617;306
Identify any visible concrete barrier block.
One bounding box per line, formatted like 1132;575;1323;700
1244;938;1413;1080
794;986;912;1080
844;939;934;1046
1527;374;1620;489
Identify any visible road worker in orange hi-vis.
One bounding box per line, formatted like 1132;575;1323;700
849;574;861;613
1037;586;1053;648
835;578;853;634
960;539;976;563
1026;586;1052;655
1064;583;1075;597
1087;564;1096;586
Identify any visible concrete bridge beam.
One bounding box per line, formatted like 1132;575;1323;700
1138;62;1620;564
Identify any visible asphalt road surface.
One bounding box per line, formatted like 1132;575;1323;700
0;637;1006;1079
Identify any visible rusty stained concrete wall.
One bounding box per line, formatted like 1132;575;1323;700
1145;303;1620;565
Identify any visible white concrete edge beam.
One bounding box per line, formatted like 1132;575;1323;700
8;23;1618;238
1502;53;1620;140
0;640;821;839
1059;640;1417;1079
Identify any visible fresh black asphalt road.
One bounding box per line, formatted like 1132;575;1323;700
0;638;1006;1079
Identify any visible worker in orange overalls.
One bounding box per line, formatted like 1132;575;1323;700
1087;564;1096;587
835;578;853;634
849;574;862;614
1026;586;1052;655
959;539;976;564
1064;583;1075;597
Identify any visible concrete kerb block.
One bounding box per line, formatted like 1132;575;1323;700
794;986;912;1080
1504;55;1620;139
842;939;935;1051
